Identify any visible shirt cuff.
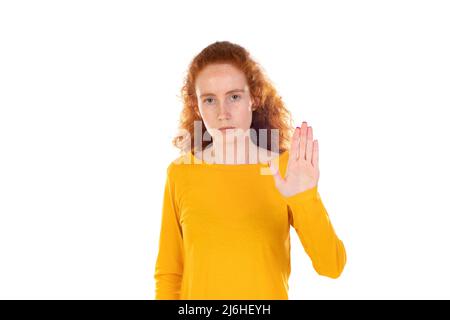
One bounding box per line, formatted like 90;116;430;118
284;185;319;205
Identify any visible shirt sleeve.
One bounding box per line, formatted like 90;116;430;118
285;185;347;279
154;166;184;299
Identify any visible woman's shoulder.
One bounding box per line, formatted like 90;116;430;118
165;151;192;174
257;147;280;163
168;152;191;166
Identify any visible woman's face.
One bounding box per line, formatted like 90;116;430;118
195;63;254;142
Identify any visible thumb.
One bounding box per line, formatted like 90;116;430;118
268;160;284;188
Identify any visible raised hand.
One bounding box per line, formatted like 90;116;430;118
268;121;320;197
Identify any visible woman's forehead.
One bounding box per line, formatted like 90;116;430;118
196;76;249;95
197;63;246;82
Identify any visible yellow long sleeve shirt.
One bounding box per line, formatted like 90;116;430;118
154;150;346;300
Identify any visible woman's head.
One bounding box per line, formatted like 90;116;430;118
173;40;294;154
195;63;255;145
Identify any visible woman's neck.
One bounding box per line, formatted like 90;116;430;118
203;138;274;165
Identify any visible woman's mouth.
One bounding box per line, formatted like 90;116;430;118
218;126;236;131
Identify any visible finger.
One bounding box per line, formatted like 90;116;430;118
305;126;313;163
289;126;301;162
299;122;308;160
312;139;319;168
268;160;284;188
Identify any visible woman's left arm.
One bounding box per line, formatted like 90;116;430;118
268;122;346;278
285;185;347;278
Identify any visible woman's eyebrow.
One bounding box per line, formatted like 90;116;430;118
200;89;245;98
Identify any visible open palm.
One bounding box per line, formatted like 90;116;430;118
268;121;320;198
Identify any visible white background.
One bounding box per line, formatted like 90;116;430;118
1;0;449;299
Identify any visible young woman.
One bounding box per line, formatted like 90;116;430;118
154;41;346;300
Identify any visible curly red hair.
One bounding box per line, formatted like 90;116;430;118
172;40;295;155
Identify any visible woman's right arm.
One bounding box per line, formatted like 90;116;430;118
154;166;184;299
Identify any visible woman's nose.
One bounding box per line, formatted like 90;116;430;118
217;102;231;120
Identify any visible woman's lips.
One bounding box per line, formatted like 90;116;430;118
218;127;236;131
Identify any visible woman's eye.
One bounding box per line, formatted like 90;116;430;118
203;95;240;104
